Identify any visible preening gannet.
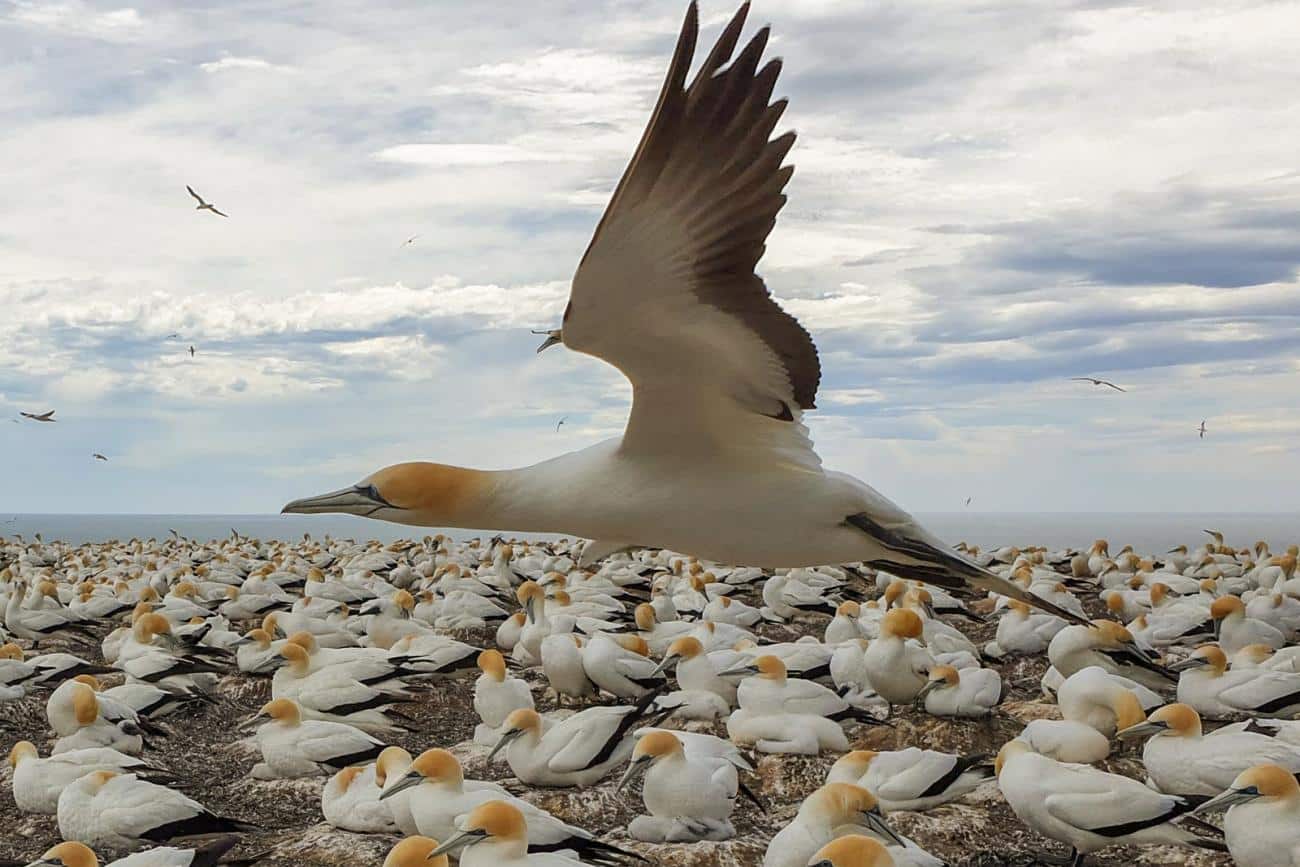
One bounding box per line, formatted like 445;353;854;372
279;2;1082;627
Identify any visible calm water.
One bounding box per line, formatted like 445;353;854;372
2;512;1296;555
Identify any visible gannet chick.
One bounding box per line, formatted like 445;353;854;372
1212;595;1286;654
322;764;398;833
489;697;661;787
473;649;534;745
862;610;933;704
1014;719;1112;764
762;783;921;867
996;740;1226;865
1118;702;1300;795
620;730;737;842
8;741;167;814
250;697;385;779
1173;643;1300;719
917;665;1003;717
540;632;598;706
57;770;256;847
1192;764;1300;867
808;836;896;867
383;836;449;867
826;748;993;812
33;838;240;867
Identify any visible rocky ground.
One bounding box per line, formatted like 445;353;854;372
1;564;1232;867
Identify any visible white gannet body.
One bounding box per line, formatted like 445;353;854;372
56;770;254;848
1174;644;1300;719
621;730;738;842
9;741;163;814
825;748;994;812
473;649;534;745
862;610;932;704
251;697;385;779
917;665;1003;718
322;764;398;833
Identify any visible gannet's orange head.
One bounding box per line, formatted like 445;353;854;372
926;665;960;689
333;765;365;792
393;589;415;612
477;649;506;681
37;842;100;867
812;783;885;827
261;612;281;636
1149;583;1170;607
836;600;861;617
1141;703;1201;738
615;634;650;657
516;581;543;614
0;643;23;661
1211;596;1244;620
383;835;449;867
754;655;787;682
245;627;272;648
632;730;683;763
1230;765;1300;801
995;739;1031;777
1110;689;1146;732
173;580;197;599
1177;644;1228;675
882;608;923;640
830;750;878;780
665;636;704;661
1090;619;1135;648
260;698;302;724
375;746;413;787
1105;594;1126;615
278;642;310;672
287;631;318;652
489;708;542;760
69;681;99;725
440;800;528;852
281;462;488;527
73;674;101;690
882;582;907;609
82;770;118;793
551;590;572;606
634;603;657;631
410;748;464;786
809;835;895;867
1008;600;1032;617
8;740;38;768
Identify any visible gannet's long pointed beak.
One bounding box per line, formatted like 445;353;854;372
1116;720;1167;740
430;829;484;857
281;484;391;517
1193;786;1260;815
862;807;906;847
531;328;562;353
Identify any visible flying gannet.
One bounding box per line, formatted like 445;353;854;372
186;185;228;218
280;2;1082;624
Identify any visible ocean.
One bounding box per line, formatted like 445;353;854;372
3;512;1296;555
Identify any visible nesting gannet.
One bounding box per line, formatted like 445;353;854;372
57;770;256;847
378;748;638;864
1117;703;1300;796
989;599;1066;657
1014;719;1112;764
728;654;884;728
322;764;398;833
619;730;738;842
1192;764;1300;867
762;783;922;867
996;740;1225;865
375;746;418;835
8;741;167;814
431;800;599;865
383;836;449;867
248;697;385;779
489;695;664;787
30;838;240;867
48;681;144;756
1173;643;1300;719
1056;666;1154;739
1211;595;1286;653
1047;619;1174;690
540;632;598;705
825;748;993;812
862;609;932;704
582;632;666;699
185;186;227;218
279;3;1084;627
473;648;534;745
272;642;414;732
917;665;1003;717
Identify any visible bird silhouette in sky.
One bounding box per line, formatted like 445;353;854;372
186;185;228;217
1071;377;1125;392
19;410;56;422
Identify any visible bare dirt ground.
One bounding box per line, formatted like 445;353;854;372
1;563;1231;867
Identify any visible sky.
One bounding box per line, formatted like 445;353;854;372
2;0;1299;517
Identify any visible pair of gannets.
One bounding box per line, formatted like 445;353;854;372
1172;643;1300;718
9;741;169;814
56;770;255;848
248;697;385;779
26;838;240;867
762;783;941;867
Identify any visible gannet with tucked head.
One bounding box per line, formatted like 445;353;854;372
916;664;1003;718
825;748;993;813
321;764;398;833
762;783;927;867
1192;764;1300;867
279;2;1083;627
9;741;166;815
383;836;449;867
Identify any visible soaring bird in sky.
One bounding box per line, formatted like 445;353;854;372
556;416;568;433
1071;377;1126;392
1197;420;1207;439
401;235;420;247
93;453;108;462
186;185;228;218
19;410;56;422
189;346;196;358
282;2;1085;624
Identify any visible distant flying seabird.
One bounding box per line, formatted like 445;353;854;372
165;333;180;340
282;4;1088;626
93;454;108;462
1071;377;1126;392
19;410;56;422
965;497;972;506
556;416;568;432
189;346;196;358
1197;420;1207;439
401;235;420;247
186;186;228;218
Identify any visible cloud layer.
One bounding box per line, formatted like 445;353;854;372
2;0;1298;517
